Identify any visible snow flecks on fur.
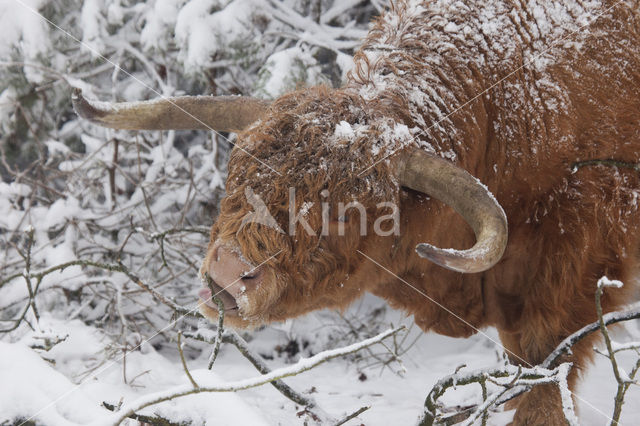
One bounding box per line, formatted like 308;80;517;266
223;241;257;270
332;120;366;145
349;0;614;165
372;122;414;157
332;120;416;158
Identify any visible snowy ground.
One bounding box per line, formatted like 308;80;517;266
1;295;638;425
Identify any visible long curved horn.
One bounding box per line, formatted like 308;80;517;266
72;88;270;133
396;149;508;273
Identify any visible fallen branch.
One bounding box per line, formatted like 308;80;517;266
102;402;189;426
184;327;317;408
98;326;405;426
334;405;370;426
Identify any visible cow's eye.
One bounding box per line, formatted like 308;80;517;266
241;273;257;280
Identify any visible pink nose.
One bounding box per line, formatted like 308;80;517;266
201;241;263;311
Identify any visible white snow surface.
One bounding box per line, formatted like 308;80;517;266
1;316;269;425
1;303;639;425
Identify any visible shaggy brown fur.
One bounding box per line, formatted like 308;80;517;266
201;1;640;423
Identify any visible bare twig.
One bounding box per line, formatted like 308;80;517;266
23;226;40;325
571;159;640;173
184;328;317;408
177;332;199;389
0;259;200;319
203;273;225;369
149;227;208;268
334;406;370;426
543;306;640;369
595;277;632;425
419;277;640;426
0;227;43;333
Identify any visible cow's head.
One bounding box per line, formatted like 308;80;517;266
73;87;508;327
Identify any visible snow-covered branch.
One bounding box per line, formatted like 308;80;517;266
542;305;640;369
184;327;318;409
418;362;576;426
99;326;405;426
420;277;640;425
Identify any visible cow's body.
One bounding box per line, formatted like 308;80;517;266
74;1;640;423
347;2;640;422
351;0;640;359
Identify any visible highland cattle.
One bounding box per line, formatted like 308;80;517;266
74;0;640;423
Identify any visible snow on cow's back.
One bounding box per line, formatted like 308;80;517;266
348;0;638;179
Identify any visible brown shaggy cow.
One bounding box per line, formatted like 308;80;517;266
74;0;640;423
